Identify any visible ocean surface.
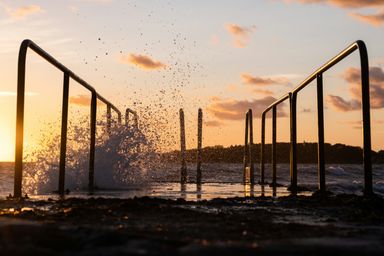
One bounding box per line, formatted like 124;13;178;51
0;162;383;200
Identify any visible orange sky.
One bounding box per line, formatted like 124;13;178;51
1;0;384;161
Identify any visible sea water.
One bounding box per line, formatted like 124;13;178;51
1;119;383;201
0;161;383;200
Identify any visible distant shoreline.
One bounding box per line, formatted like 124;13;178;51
161;142;384;164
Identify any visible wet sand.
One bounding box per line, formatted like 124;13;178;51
0;194;383;255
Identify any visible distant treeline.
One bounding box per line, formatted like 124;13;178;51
161;143;384;164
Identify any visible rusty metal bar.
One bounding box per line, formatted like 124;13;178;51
196;108;203;184
180;109;187;184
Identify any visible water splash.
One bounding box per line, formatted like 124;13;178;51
22;113;161;195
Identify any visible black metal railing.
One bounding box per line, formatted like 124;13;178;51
243;109;255;184
14;39;122;198
125;108;138;129
260;94;290;187
259;40;372;196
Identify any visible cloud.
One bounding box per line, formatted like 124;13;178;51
253;89;275;96
5;5;44;19
120;54;166;70
350;10;384;26
241;73;289;86
284;0;384;9
327;66;384;112
283;0;384;26
227;84;237;92
204;120;223;127
69;95;91;107
206;96;287;121
343;66;384;109
327;95;361;112
77;0;113;3
225;24;256;48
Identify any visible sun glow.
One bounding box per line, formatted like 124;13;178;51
0;124;14;162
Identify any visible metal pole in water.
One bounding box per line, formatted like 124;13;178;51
125;109;129;127
316;73;326;193
272;106;277;186
289;93;297;194
248;109;255;185
243;112;249;184
196;108;203;184
107;105;112;135
357;42;373;196
14;41;29;198
180;109;187;184
59;73;70;196
89;92;97;193
260;112;266;184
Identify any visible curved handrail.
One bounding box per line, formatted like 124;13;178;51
259;40;372;195
125;108;138;129
14;39;122;197
260;93;290;185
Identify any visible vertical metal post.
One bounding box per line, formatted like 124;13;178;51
272;106;277;186
248;109;255;185
358;42;373;196
58;73;70;196
14;41;29;198
180;109;187;184
125;109;129;127
243;112;249;184
196;108;203;184
117;111;122;126
134;112;138;129
260;112;266;184
107;105;112;135
289;93;297;194
316;73;326;193
88;91;97;193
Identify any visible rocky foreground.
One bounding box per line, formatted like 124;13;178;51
0;194;383;255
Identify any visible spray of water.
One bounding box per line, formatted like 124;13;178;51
22;111;162;195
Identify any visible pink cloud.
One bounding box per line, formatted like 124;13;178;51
350;10;384;26
206;96;287;121
285;0;384;9
120;53;166;70
5;5;43;18
225;24;256;48
241;73;290;86
328;66;384;111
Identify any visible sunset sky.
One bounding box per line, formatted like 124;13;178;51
1;0;384;161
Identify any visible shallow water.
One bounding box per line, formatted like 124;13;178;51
1;162;383;200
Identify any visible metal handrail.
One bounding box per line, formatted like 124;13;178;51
260;93;290;186
243;109;255;184
125;108;138;129
14;39;122;197
260;40;372;196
